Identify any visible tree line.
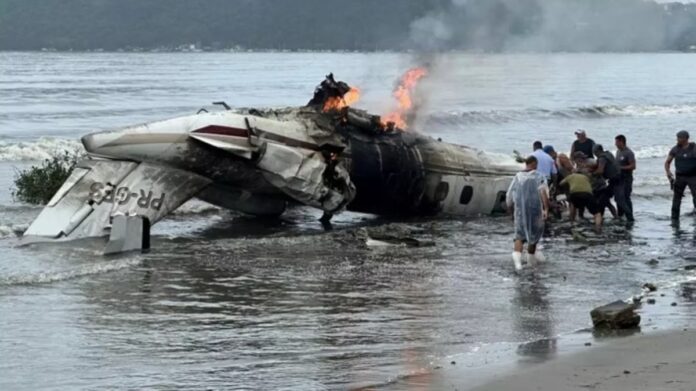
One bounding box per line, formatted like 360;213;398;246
1;0;696;52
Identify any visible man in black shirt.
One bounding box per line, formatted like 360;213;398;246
594;144;633;222
665;130;696;220
615;134;636;219
571;130;596;159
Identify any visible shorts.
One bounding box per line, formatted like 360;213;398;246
569;192;600;215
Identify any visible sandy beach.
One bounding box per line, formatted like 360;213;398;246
468;330;696;391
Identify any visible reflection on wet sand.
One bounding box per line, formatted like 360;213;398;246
512;274;556;364
76;225;445;388
13;211;696;390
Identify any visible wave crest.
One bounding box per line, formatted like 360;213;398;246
0;137;82;161
0;258;141;286
427;103;696;125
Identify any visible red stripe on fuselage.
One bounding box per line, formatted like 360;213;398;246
192;125;249;137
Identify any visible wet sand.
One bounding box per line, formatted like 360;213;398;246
469;330;696;391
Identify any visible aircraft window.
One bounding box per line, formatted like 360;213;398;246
435;182;449;202
491;191;507;214
459;186;474;205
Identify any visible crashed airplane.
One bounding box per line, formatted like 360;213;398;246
22;74;520;253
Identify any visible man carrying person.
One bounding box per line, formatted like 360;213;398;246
532;141;557;183
574;151;617;219
545;145;573;180
506;155;550;271
594;144;633;222
615;135;636;219
560;170;603;229
665;130;696;220
571;130;596;159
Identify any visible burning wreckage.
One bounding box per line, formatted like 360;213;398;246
22;73;520;253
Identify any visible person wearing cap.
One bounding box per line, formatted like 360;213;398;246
571;130;596;159
665;130;696;220
531;141;557;183
615;135;636;219
594;143;633;222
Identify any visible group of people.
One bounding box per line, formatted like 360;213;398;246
506;128;696;270
505;130;636;271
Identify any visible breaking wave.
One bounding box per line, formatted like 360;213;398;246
0;223;29;238
0;137;82;161
632;145;671;159
427;103;696;125
0;225;15;238
0;257;142;286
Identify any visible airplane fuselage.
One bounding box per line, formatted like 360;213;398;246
81;109;520;217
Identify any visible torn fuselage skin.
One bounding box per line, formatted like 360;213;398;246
80;105;517;218
23;75;519;252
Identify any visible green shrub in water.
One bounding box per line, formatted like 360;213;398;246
512;150;526;163
12;150;84;205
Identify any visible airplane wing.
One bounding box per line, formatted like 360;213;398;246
22;159;211;251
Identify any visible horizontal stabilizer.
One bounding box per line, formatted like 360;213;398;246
22;159;211;246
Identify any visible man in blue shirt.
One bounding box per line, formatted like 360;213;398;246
531;141;557;183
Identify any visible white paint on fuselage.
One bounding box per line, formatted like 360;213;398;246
81;109;520;217
439;174;512;216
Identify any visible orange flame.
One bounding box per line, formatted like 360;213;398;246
322;87;361;112
382;67;428;130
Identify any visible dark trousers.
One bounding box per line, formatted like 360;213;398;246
672;175;696;219
610;177;633;221
593;187;617;218
609;176;633;221
624;175;634;216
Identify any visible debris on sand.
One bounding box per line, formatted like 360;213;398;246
331;223;436;248
590;300;641;329
364;224;435;247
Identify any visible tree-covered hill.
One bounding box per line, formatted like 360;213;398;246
2;0;696;52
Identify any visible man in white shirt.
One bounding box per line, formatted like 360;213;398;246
531;141;558;183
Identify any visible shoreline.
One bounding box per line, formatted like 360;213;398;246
384;274;696;391
469;329;696;391
386;327;696;391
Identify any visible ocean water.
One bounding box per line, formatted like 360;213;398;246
2;52;696;390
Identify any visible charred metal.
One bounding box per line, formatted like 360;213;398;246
22;75;520;253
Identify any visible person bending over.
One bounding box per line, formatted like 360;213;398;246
560;171;603;230
594;144;633;222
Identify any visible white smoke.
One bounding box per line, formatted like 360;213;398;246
408;0;691;53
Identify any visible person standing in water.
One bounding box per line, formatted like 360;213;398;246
594;144;633;222
531;141;557;183
506;156;550;271
571;130;596;159
615;135;636;219
666;130;696;220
